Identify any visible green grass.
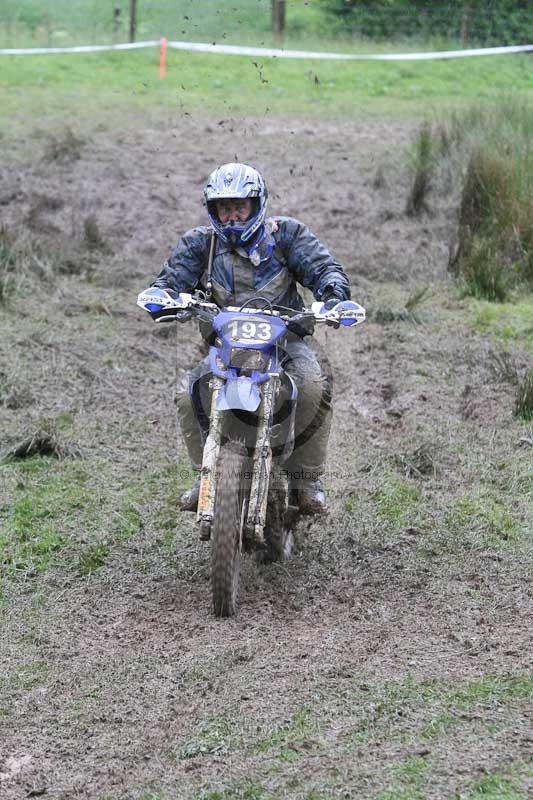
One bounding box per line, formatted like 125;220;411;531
0;659;49;691
178;715;234;759
372;472;424;529
344;449;529;560
186;674;533;798
515;370;533;421
1;49;533;136
378;765;428;800
193;782;274;800
346;674;533;747
471;297;533;349
254;706;315;757
447;491;518;544
466;774;526;800
0;456;188;589
0;458;94;578
378;764;527;800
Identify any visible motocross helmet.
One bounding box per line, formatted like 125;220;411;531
204;162;268;249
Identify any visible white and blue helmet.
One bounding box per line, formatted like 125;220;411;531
204;162;268;248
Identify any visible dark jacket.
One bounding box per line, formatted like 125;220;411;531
153;216;350;311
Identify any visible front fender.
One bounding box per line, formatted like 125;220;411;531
216;377;262;412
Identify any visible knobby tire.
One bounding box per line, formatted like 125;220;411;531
211;440;247;618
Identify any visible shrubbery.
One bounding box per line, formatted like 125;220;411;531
318;1;533;45
407;99;533;302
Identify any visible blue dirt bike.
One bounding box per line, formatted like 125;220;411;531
137;287;365;617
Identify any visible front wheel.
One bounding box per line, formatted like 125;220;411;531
211;440;247;618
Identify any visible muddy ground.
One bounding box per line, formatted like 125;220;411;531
0;117;531;799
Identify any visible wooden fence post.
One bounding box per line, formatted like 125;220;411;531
130;0;137;43
272;0;286;39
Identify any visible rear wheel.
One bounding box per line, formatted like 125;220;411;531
263;464;293;563
211;440;247;617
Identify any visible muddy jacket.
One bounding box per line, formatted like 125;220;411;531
152;216;351;311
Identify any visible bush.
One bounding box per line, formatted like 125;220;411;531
458;236;509;303
426;98;533;301
406;122;434;216
453;146;533;299
317;1;533;45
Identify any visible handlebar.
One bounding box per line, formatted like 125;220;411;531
137;288;366;328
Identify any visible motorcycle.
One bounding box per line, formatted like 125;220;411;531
137;287;365;617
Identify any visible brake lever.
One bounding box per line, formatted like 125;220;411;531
155;315;178;324
195;308;218;323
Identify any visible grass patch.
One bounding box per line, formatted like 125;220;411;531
0;455;189;589
470;297;533;349
514;369;533;422
459;234;510;302
393;442;438;479
77;542;110;576
1;50;533;136
446;490;518;545
377;754;432;800
372;473;423;529
42;125;85;163
0;660;49;692
178;715;233;759
193;781;273;800
254;706;315;758
0;458;97;579
347;674;533;746
83;214;110;253
370;286;430;325
466;773;526;800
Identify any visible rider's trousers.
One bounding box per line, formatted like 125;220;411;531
175;337;332;482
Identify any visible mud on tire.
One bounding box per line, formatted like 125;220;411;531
263;463;293;563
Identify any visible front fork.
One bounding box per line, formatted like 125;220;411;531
196;375;224;540
196;374;279;542
245;374;278;540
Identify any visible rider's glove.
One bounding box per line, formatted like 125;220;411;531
174;309;193;323
321;285;346;311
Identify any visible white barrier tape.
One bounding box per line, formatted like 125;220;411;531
0;41;160;55
166;40;533;60
1;39;532;60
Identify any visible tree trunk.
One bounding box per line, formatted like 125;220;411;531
460;1;471;45
114;7;121;38
272;0;286;39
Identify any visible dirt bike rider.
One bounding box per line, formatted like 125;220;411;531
145;162;351;515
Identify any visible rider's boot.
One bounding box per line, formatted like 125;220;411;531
291;477;328;516
178;473;201;512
